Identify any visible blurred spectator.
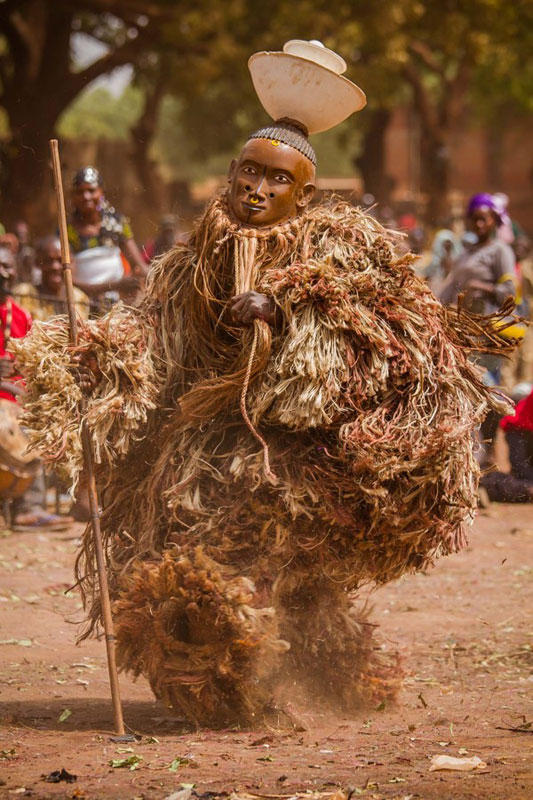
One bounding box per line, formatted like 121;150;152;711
361;192;376;208
439;193;519;464
513;234;533;383
424;223;462;293
0;231;19;257
14;236;90;524
481;385;533;502
398;212;426;255
501;235;533;387
0;245;68;529
0;246;30;402
12;220;36;284
492;193;515;245
439;192;517;385
14;235;90;322
144;214;179;261
68;166;145;305
492;193;526;247
377;205;397;229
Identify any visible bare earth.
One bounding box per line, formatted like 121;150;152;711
0;504;531;800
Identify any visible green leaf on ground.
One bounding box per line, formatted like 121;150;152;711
110;755;142;770
58;708;72;722
169;756;191;772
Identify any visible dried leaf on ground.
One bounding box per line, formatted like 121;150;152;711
0;638;32;647
429;754;487;771
164;789;193;800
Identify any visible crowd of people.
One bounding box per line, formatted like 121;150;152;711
371;190;533;505
0;167;181;529
423;192;533;503
0;170;531;530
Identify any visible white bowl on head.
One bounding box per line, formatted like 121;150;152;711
248;51;366;135
283;39;347;74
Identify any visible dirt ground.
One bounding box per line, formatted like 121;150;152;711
0;504;531;800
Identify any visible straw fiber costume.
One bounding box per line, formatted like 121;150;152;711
14;42;515;727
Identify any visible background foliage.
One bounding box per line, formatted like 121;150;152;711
0;0;531;224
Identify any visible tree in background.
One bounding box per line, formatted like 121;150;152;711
135;0;533;222
1;0;532;226
0;0;368;225
343;0;533;221
0;0;189;224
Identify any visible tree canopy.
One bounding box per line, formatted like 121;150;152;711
0;0;531;223
58;85;144;140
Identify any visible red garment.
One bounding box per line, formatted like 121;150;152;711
0;298;32;402
500;389;533;434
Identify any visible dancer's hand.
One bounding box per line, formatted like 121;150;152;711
230;291;276;325
71;351;101;394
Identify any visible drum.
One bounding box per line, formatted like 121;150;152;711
0;399;40;498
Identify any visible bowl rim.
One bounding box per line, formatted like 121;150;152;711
282;39;347;74
248;51;366;132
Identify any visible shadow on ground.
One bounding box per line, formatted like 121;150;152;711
0;697;196;736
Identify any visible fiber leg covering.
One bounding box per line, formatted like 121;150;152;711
112;547;289;727
275;570;401;708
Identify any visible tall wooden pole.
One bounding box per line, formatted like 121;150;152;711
49;139;126;736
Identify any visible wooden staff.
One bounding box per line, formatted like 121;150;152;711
49;139;126;737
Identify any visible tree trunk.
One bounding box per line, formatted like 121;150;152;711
354;108;392;204
485;122;504;191
403;51;471;226
0;2;156;230
419;126;451;226
0;4;74;230
1;108;59;231
130;80;167;217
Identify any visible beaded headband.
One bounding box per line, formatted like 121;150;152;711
248;119;317;166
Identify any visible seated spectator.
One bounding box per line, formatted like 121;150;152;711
0;245;70;528
0;246;32;402
143;214;179;262
481;385;533;502
424;225;462;293
15;236;90;322
12;220;36;284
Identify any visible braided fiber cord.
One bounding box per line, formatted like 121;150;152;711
235;236;277;483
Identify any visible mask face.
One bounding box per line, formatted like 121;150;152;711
228;138;315;227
